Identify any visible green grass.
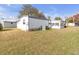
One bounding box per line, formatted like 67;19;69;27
0;27;79;55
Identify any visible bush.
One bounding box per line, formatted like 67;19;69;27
64;26;66;28
46;26;50;30
0;23;3;31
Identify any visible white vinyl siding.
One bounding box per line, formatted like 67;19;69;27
29;18;48;30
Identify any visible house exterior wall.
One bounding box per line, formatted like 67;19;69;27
17;16;29;31
0;20;17;28
29;18;49;30
3;22;17;28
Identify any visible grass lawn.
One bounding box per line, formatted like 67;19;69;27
0;27;79;55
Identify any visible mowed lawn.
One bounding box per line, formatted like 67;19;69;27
0;27;79;55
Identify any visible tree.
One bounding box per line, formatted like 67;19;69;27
66;17;74;23
48;16;51;23
18;4;46;19
67;14;79;23
38;12;46;19
54;17;62;20
73;14;79;22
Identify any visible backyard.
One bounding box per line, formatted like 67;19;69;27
0;27;79;54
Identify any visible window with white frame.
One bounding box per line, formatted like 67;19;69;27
51;23;54;26
51;23;59;26
55;23;59;26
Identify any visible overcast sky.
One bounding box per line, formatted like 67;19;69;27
0;4;79;18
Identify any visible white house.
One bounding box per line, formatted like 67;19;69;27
50;20;66;29
67;22;79;27
67;23;75;26
0;19;17;28
17;15;49;31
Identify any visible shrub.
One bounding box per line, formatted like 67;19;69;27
0;23;3;31
46;26;50;30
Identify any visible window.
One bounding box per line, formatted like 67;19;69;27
51;23;59;26
51;23;54;26
23;19;25;24
55;23;59;26
11;22;13;24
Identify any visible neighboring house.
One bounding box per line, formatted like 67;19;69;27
0;20;17;28
67;23;75;26
67;22;79;26
17;15;49;31
50;20;66;29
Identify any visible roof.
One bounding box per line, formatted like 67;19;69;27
0;19;18;22
28;15;48;20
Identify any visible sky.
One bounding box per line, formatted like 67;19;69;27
0;4;22;19
0;4;79;19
